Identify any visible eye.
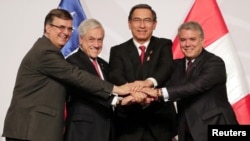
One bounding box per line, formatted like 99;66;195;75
143;18;153;23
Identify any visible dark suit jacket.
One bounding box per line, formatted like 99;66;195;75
2;36;113;141
167;49;238;141
109;36;177;141
64;49;115;141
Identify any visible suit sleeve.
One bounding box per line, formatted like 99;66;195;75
39;49;113;99
108;46;128;85
151;39;173;86
167;55;226;101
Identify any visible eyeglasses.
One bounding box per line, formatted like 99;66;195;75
131;18;154;24
50;24;74;32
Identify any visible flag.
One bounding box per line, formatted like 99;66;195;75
58;0;87;119
58;0;87;57
172;0;250;124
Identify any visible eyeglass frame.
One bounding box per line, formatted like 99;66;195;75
50;24;74;32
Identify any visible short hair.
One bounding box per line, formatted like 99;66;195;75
43;8;73;33
78;18;104;37
128;4;157;21
178;21;204;39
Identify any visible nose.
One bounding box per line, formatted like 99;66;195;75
139;21;146;27
62;29;72;36
185;40;191;47
92;40;103;48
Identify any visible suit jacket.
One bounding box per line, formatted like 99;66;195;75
64;49;115;141
109;36;177;141
167;49;238;141
2;36;113;141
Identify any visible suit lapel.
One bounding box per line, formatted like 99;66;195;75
96;58;107;80
125;40;144;79
141;37;156;79
185;49;208;79
76;50;100;77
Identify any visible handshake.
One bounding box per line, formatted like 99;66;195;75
113;80;163;106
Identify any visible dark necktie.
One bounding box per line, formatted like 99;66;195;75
186;59;193;74
139;46;146;64
92;59;102;78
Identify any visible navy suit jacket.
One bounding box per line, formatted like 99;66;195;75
109;36;177;141
167;49;238;141
64;49;115;141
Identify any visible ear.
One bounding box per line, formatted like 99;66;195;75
79;36;83;45
152;21;157;30
128;20;132;30
45;24;51;34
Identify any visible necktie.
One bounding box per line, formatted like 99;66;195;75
92;59;102;78
139;46;146;63
186;59;192;74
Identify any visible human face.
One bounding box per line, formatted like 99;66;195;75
178;29;204;60
128;8;156;44
79;27;104;59
45;17;73;49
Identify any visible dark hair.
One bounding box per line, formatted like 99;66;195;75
128;4;157;21
43;8;73;33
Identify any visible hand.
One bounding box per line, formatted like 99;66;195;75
120;95;136;105
140;97;155;105
130;91;147;103
140;87;160;99
128;79;154;91
112;83;131;96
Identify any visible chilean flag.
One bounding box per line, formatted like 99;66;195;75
172;0;250;124
57;0;87;119
58;0;87;58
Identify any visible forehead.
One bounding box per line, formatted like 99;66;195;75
52;17;72;25
84;27;104;36
132;8;152;18
179;29;200;37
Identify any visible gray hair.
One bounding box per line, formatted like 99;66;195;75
178;21;204;39
78;18;104;37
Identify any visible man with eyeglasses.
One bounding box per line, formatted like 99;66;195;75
2;8;138;141
108;4;177;141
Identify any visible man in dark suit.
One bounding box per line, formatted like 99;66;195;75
142;21;238;141
64;18;118;141
108;4;177;141
2;9;132;141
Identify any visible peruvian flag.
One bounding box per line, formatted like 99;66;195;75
172;0;250;124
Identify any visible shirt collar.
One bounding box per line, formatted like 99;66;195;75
133;39;150;48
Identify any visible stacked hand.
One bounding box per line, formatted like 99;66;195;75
113;80;162;106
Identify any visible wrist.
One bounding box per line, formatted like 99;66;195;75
156;88;162;97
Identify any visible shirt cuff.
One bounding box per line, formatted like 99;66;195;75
111;93;118;106
147;77;158;87
111;93;123;106
162;88;169;102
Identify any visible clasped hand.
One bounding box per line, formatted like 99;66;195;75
117;80;162;105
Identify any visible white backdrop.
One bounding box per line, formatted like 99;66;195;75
0;0;249;140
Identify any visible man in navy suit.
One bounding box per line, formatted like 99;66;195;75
143;21;238;141
108;4;177;141
64;19;136;141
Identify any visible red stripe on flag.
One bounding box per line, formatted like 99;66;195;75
173;0;228;59
232;94;250;124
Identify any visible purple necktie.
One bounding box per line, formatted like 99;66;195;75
186;60;192;74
